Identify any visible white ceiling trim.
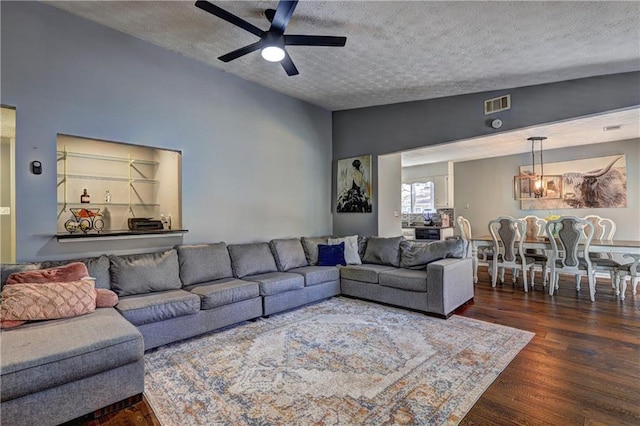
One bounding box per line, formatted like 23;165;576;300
400;108;640;167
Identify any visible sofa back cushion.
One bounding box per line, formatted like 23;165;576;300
269;239;309;272
301;236;330;265
399;239;467;270
228;243;278;278
40;255;111;289
362;236;404;267
176;243;234;285
110;249;182;297
357;236;368;259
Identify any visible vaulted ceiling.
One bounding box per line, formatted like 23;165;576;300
43;1;640;165
46;1;640;112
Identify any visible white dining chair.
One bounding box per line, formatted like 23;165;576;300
584;215;617;240
617;254;640;300
521;215;549;287
546;216;596;301
457;216;502;283
488;216;535;292
583;215;619;293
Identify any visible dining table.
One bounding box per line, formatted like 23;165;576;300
470;235;640;298
471;235;640;255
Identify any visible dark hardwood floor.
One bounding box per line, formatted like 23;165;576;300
73;267;640;425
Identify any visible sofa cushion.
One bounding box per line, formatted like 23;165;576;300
289;265;340;286
185;278;260;310
340;264;398;284
318;243;347;267
269;238;309;271
328;235;362;265
176;243;234;286
115;289;200;326
41;255;111;289
400;239;467;270
0;280;97;321
228;243;278;278
109;249;181;297
0;308;143;402
379;269;429;292
244;272;305;296
357;236;368;259
301;236;329;266
362;236;404;267
6;262;89;284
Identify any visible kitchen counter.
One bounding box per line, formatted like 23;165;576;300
402;226;454;241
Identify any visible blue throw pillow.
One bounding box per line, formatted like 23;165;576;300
317;242;346;266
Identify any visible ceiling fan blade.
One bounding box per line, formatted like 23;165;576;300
265;8;276;23
218;41;262;62
280;51;299;76
270;1;298;34
195;1;264;38
284;35;347;47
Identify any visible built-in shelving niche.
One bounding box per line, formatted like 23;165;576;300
56;134;182;238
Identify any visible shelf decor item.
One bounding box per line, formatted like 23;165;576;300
336;155;372;213
64;208;104;234
80;189;90;204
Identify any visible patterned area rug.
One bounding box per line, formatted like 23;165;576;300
144;297;534;425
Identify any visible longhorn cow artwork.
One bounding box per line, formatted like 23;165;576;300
520;154;627;210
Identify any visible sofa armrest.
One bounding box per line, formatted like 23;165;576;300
426;258;474;317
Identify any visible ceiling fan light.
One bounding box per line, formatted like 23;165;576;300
261;46;285;62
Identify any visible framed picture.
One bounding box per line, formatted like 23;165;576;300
337;155;372;213
519;154;626;210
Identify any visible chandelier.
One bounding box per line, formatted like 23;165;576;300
513;137;562;200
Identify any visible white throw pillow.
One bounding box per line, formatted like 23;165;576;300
328;235;362;265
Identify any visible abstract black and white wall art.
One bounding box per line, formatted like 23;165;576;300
337;155;372;213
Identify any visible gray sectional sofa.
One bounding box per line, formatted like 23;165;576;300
0;235;473;426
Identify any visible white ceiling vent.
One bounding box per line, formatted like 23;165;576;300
484;94;511;115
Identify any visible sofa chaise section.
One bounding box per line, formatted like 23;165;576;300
0;308;144;426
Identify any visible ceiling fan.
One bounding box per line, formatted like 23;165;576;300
195;0;347;76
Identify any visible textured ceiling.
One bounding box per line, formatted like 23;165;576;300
46;1;640;111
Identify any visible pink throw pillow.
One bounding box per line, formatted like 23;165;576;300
0;280;96;322
6;262;89;284
96;288;119;308
0;319;27;329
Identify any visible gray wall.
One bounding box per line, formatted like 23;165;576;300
454;138;640;240
1;2;332;261
332;72;640;236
